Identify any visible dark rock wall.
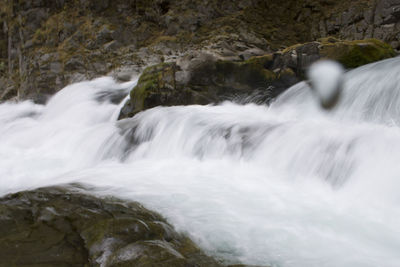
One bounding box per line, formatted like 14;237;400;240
312;0;400;49
0;0;399;101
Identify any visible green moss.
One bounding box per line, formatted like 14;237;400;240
317;36;341;43
320;38;396;68
277;67;295;79
151;35;178;46
80;219;110;248
244;54;274;66
129;62;175;114
281;43;303;54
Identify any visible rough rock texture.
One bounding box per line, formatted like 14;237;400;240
1;0;400;102
273;37;396;78
119;38;395;118
0;186;223;267
119;52;296;118
313;0;400;49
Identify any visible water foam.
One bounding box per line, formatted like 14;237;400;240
1;58;400;266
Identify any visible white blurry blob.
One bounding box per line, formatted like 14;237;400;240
307;60;344;109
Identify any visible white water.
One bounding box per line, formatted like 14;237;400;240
1;57;400;266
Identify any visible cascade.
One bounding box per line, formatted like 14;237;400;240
1;58;400;267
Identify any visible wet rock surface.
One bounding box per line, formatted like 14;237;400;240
0;186;223;267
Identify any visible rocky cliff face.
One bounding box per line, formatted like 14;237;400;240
0;0;400;102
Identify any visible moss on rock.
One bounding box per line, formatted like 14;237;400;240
0;186;222;267
118;52;296;119
125;62;187;117
272;37;396;80
119;36;397;119
319;38;396;68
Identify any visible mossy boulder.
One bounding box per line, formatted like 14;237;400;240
272;37;396;78
318;38;396;68
118;52;298;118
122;62;197;117
0;186;222;267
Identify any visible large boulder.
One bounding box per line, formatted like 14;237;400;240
0;186;222;267
272;37;396;78
118;52;298;118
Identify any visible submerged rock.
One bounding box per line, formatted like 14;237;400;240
0;186;222;267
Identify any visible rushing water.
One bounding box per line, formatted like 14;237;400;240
1;57;400;267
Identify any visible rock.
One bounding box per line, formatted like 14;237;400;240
49;61;63;74
119;37;396;119
110;65;141;82
273;38;396;78
64;57;86;71
1;0;400;102
374;0;400;25
0;186;222;267
118;62;193;118
118;52;297;119
103;40;122;52
239;47;268;61
0;78;18;101
96;25;114;46
24;39;34;49
319;38;396;68
90;0;110;13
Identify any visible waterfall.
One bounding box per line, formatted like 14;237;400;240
1;57;400;267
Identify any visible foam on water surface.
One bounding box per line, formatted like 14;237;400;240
1;58;400;266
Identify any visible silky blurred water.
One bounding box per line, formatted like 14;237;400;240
1;57;400;267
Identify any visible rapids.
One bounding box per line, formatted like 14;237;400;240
1;57;400;267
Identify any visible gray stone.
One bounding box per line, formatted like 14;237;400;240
24;39;34;49
96;25;114;45
103;40;122;52
110;65;141;82
0;186;222;267
50;62;62;73
64;57;85;71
